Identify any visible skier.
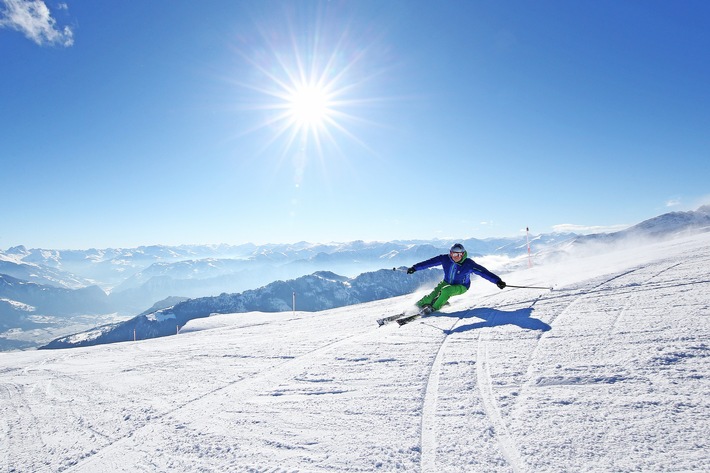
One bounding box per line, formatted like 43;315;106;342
407;243;506;314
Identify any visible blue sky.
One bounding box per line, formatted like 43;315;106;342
1;0;708;250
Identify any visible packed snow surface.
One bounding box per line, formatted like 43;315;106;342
1;232;708;472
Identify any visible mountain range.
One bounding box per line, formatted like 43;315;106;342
0;233;574;350
0;233;575;302
41;268;442;349
2;205;710;350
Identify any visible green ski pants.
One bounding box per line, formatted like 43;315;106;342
417;280;468;311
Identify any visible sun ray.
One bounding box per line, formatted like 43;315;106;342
225;4;400;189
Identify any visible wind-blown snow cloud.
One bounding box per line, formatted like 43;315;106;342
552;223;630;234
694;194;710;208
0;0;73;47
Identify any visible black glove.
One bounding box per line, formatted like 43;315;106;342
497;280;506;289
407;267;416;274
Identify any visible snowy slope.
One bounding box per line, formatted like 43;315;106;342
1;232;708;472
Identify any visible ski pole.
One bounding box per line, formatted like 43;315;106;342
505;284;553;290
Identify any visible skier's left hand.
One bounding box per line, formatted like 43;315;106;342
497;280;506;289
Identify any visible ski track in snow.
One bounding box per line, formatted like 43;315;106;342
418;315;462;473
412;288;525;473
518;266;645;395
508;238;710;472
475;303;528;473
63;326;373;472
606;262;684;334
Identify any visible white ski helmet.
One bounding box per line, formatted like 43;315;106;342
450;243;465;253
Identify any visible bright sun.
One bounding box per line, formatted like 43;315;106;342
232;9;386;175
287;84;333;130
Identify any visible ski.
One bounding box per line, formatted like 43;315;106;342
378;305;437;327
396;306;434;326
377;313;407;326
396;313;422;326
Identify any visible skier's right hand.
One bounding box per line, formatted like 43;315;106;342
407;267;416;274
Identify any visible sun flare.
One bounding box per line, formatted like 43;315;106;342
287;83;333;130
235;37;366;155
231;7;390;184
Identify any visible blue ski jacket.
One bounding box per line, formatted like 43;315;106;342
412;253;502;289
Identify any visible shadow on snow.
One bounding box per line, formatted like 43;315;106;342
443;307;551;334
